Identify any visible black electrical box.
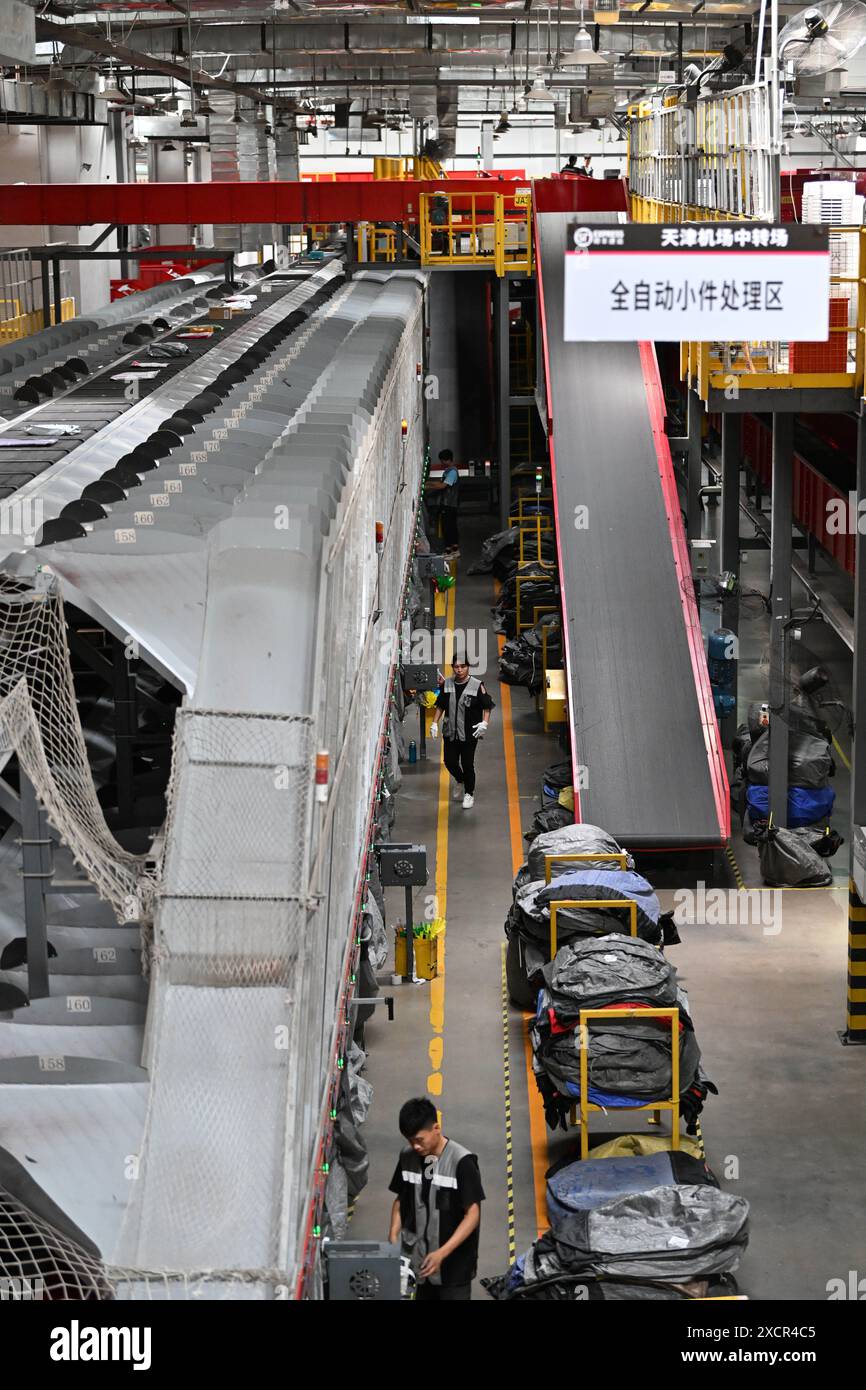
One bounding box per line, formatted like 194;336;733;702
402;662;438;691
416;554;450;581
324;1240;402;1301
377;843;428;887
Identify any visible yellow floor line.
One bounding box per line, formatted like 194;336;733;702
497;626;550;1239
427;581;456;1099
740;884;847;893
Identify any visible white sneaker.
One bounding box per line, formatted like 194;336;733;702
452;779;464;801
462;793;475;810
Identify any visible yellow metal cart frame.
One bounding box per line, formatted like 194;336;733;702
544;851;629;883
549;899;639;958
515;572;556;634
573;1006;681;1160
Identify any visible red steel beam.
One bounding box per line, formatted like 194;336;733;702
0;177;628;227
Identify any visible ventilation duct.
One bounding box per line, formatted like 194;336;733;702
208;90;270;252
436;92;457;162
0;76;99;124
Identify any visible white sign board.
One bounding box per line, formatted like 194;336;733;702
564;223;830;342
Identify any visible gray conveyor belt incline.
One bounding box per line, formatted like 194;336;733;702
536;211;727;849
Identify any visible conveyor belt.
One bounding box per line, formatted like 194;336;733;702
536;212;729;849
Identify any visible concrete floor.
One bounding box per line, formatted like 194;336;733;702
350;510;866;1300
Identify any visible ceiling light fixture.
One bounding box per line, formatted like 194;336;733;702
527;71;556;103
43;65;78;95
561;26;613;66
97;78;131;103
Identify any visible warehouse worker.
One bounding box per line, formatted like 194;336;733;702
425;449;461;557
389;1096;485;1302
429;655;494;810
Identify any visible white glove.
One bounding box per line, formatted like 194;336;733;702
473;721;488;739
429;721;439;739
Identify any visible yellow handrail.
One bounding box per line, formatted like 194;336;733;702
419;190;532;276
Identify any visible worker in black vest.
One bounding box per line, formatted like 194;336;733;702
429;655;494;809
388;1096;485;1301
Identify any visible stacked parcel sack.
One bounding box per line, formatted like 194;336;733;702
492;824;738;1301
531;934;716;1133
504;822;677;1009
492;562;559;640
731;667;843;886
483;1136;749;1301
498;612;563;696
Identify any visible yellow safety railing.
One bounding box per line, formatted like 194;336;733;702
372;155;447;181
0;296;75;343
510;319;534;393
549;898;638;958
355;223;397;263
419;191;532;276
572;1006;681;1159
628;88;775;222
515;571;556;633
678;225;866;403
628;89;866;401
509;490;552;524
518;521;554;566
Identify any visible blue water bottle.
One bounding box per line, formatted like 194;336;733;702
408;740;417;765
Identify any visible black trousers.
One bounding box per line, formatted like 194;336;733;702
415;1281;472;1301
443;736;477;795
442;508;459;549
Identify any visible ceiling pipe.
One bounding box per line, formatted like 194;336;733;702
37;17;294;110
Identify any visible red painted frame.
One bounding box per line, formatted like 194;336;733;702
0;176;626;229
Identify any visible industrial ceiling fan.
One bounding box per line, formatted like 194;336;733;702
779;0;866;88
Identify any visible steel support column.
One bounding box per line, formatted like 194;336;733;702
719;413;742;745
844;413;866;1042
686;387;703;542
52;259;62;327
19;773;52;1001
768;411;793;828
495;276;511;531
